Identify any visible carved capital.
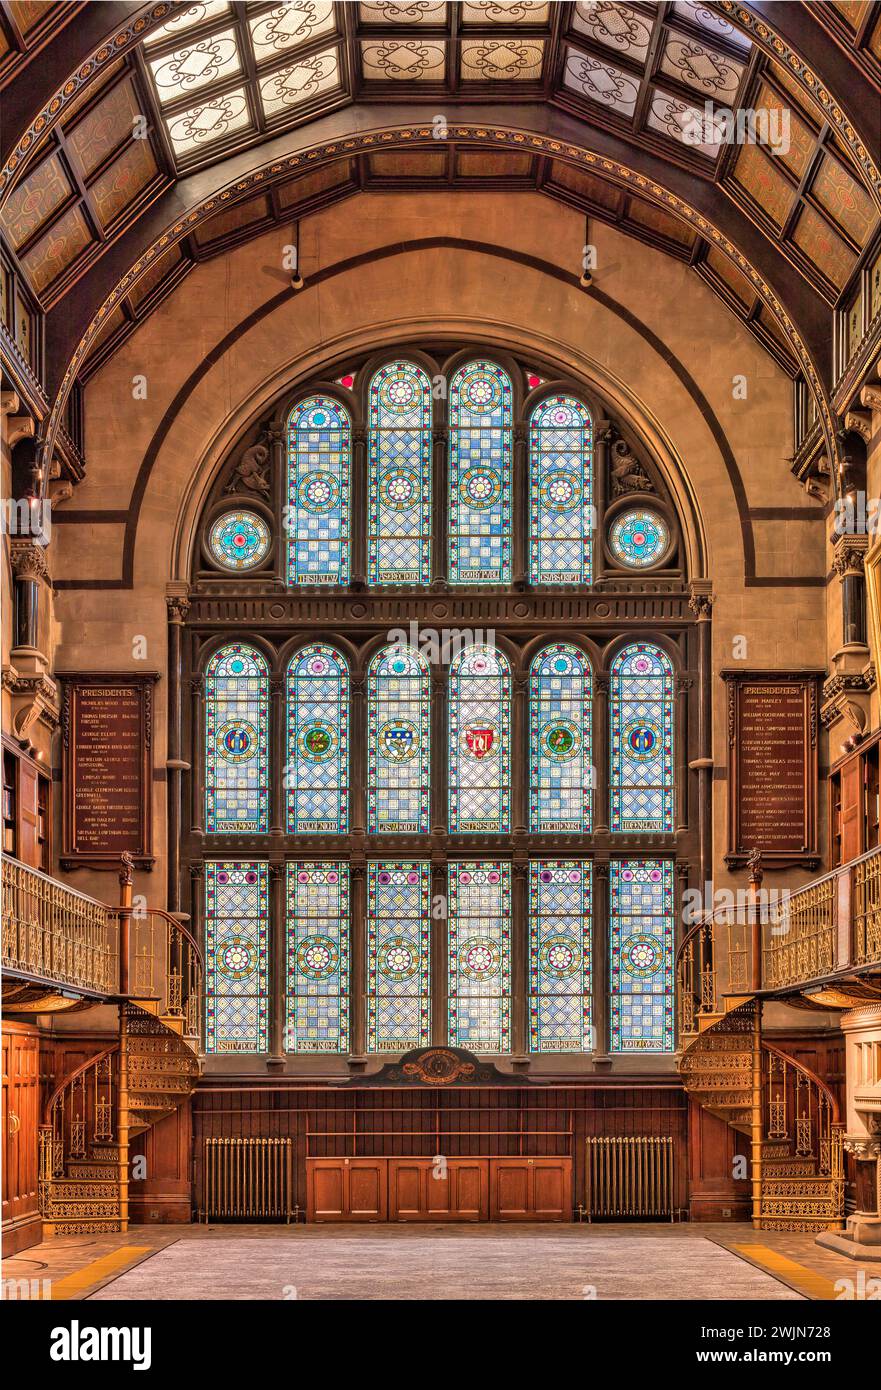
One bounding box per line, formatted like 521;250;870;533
10;539;50;583
687;580;714;620
165;593;190;624
860;384;881;414
832;531;869;577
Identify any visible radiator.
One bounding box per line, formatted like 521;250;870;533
585;1136;674;1220
203;1138;294;1222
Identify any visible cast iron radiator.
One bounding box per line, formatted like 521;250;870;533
202;1138;294;1222
585;1136;675;1220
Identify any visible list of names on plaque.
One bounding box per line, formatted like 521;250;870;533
70;683;145;855
736;682;808;853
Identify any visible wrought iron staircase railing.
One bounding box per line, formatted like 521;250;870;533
2;856;119;995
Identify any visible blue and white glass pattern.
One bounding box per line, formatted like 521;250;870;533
366;862;431;1052
448;360;512;584
367;644;430;833
528;860;592;1053
609;507;669;568
205;861;269;1053
285;862;349;1052
448;861;511;1053
610;858;674;1052
448;643;511;833
368;360;432;584
286;645;349;833
205;643;269;833
286;395;351;585
529;642;592;832
610;642;674;832
529;395;593;583
208;509;271;570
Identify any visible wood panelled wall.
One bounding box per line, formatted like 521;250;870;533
2;1022;41;1254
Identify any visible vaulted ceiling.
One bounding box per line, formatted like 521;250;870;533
1;2;879;470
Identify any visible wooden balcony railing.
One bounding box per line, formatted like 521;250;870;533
2;856;118;995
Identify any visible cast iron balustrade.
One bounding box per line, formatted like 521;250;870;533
1;856;119;995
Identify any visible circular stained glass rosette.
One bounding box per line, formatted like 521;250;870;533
379;938;419;982
209;510;271;571
608;508;669;569
540;470;581;513
462;369;503;413
297;720;337;762
621;932;662;980
215;718;258;763
622;717;661;761
460;465;502;509
459;938;501;979
379;719;419;762
540;719;581;761
297;470;340;514
297;935;339;980
540;935;581;979
378;371;419;414
218;938;255;981
380;467;420;510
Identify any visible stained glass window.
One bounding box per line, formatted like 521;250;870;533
448;360;512;583
368;360;432;584
608;507;670;569
448;861;511;1052
448;643;511;833
529;642;592;832
528;395;593;583
205;861;269;1053
205;643;269;833
610;642;674;832
367;644;430;833
286;394;350;585
286;645;348;833
208;509;271;570
529;861;592;1053
366;862;431;1052
285;862;349;1052
610;858;674;1052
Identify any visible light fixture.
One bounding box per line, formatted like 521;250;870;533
579;214;593;289
290;219;304;290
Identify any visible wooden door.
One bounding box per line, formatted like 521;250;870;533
306;1158;386;1221
490;1158;572;1221
840;756;863;863
2;1025;41;1254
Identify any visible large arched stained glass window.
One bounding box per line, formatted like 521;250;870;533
205;861;269;1054
610;642;674;832
367;643;430;833
610;858;674;1052
368;361;432;584
448;643;511;833
448;360;512;584
286;645;349;834
286;395;351;585
529;395;593;584
205;643;269;833
529;643;592;833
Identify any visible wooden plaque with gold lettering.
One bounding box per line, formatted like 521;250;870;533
723;671;821;871
60;673;158;869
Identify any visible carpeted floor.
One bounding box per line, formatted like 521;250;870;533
87;1229;804;1301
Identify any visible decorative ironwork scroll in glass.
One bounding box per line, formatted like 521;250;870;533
367;643;430;833
448;643;511;833
610;858;674;1052
608;507;670;568
205;643;269;833
208;509;271;570
448;360;512;584
529;642;592;833
528;860;592;1053
610;642;674;832
448;861;511;1053
368;360;432;584
286;394;351;585
285;862;349;1052
528;395;593;584
366;861;431;1052
286;645;349;834
205;861;269;1053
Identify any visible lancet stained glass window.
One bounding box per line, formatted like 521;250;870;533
205;861;269;1053
529;395;593;583
529;642;592;832
448;360;512;583
368;361;432;584
366;862;431;1052
448;861;511;1052
205;643;269;833
529;861;592;1053
448;643;511;833
610;642;674;832
367;644;430;833
286;645;349;833
610;858;674;1052
285;862;349;1052
286;394;351;584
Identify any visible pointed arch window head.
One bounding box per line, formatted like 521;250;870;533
367;643;430;833
286;644;349;834
205;643;269;833
448;643;511;834
610;642;675;833
448;360;513;585
529;643;593;833
529;395;593;585
368;361;432;585
286;395;351;585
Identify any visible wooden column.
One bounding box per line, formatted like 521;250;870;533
190;676;205;836
688;582;714;887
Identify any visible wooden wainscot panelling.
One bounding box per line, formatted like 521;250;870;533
2;1022;42;1255
490;1158;573;1222
307;1158;387;1222
388;1158;488;1222
129;1100;193;1224
687;1099;751;1223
